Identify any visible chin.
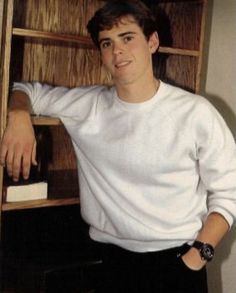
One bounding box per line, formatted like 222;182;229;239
114;75;137;85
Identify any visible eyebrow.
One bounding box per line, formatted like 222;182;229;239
99;31;137;45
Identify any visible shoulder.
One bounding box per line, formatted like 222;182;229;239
158;82;229;140
159;81;217;119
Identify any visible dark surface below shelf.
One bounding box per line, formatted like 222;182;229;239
1;205;102;292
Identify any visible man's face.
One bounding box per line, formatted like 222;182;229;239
98;16;159;86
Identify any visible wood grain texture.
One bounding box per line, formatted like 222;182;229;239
13;0;104;36
46;125;77;171
2;197;80;211
152;0;206;92
20;41;110;87
157;2;203;50
0;0;4;58
165;55;198;92
13;28;95;47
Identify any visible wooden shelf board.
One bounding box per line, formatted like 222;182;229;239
13;28;200;57
159;46;199;57
2;197;80;211
31;116;61;125
13;27;95;47
157;0;204;2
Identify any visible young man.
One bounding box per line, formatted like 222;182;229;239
1;0;236;292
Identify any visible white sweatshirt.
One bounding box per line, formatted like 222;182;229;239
13;81;236;252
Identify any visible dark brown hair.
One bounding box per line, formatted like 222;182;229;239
87;0;157;49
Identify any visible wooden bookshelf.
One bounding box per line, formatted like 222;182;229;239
0;0;207;213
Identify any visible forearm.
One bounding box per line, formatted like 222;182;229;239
182;212;229;269
195;212;229;246
0;90;36;181
8;90;32;113
7;90;33;129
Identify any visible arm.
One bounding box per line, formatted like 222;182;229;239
0;79;102;182
0;90;37;181
182;99;236;270
0;82;101;180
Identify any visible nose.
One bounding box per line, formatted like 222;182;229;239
112;41;123;55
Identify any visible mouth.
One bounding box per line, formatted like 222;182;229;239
114;60;131;69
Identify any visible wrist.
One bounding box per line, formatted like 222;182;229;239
8;109;31;121
182;247;207;270
192;240;214;262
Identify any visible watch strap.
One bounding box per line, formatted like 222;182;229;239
192;240;204;250
192;240;214;262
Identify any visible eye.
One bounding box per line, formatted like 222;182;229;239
100;41;111;49
123;35;134;43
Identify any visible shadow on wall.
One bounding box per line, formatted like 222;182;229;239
205;95;236;293
200;0;236;139
204;94;236;293
204;92;236;293
207;227;236;293
205;93;236;139
189;0;236;291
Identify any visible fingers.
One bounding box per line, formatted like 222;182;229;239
19;145;31;181
31;141;38;166
0;110;37;182
0;142;21;181
10;145;22;181
0;142;16;179
6;145;15;178
0;140;37;182
21;140;37;180
0;142;8;167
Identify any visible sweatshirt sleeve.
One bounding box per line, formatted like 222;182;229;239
193;98;236;227
12;82;104;121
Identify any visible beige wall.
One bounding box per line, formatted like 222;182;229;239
201;0;236;292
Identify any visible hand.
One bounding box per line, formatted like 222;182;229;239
0;110;37;181
181;247;207;271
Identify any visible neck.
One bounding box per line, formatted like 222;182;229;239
115;78;160;103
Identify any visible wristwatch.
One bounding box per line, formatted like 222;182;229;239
192;240;214;262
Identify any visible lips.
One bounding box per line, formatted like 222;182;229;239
115;60;131;68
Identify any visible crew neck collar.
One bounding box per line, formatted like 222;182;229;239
113;80;164;111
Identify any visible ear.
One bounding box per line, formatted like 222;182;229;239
148;32;159;54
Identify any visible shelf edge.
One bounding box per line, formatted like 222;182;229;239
13;27;95;47
159;46;199;57
2;197;80;211
31;116;61;125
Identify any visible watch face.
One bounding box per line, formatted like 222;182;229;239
200;243;214;261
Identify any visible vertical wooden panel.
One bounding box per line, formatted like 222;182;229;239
0;0;14;134
0;0;14;233
195;0;207;93
0;0;5;57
